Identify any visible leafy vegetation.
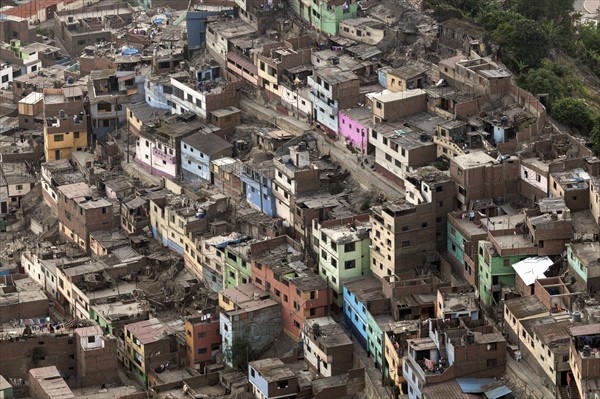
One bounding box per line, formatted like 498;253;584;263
552;98;595;132
222;336;255;370
426;0;600;149
36;27;54;38
360;196;372;211
329;182;344;195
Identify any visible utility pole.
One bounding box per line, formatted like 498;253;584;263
295;84;299;120
114;95;119;139
126;108;130;163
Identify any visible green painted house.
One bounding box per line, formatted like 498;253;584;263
89;302;149;337
447;223;466;265
292;0;358;35
366;312;393;376
312;216;371;308
477;240;533;307
224;242;253;289
89;306;115;335
0;375;13;399
3;39;29;61
567;243;600;291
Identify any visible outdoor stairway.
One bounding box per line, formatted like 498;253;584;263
439;332;448;364
567;383;581;399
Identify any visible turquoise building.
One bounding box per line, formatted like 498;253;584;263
567;243;600;291
289;0;358;35
343;276;389;373
310;0;358;35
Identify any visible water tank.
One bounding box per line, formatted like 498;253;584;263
58;110;66;119
313;323;320;337
572;312;582;323
464;331;474;345
66;76;74;85
583;345;592;357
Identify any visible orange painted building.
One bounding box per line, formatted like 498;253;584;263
185;312;221;373
249;236;330;339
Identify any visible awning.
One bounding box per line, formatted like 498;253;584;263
484;386;512;399
227;52;257;74
456;378;495;394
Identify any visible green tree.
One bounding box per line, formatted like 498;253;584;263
519;63;581;107
552;98;595;133
222;336;255;370
590;122;600;154
493;19;550;69
36;26;54;39
521;68;562;104
578;22;600;53
477;9;524;32
511;0;574;23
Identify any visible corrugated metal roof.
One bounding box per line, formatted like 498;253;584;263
456;378;495;393
484;385;512;399
570;324;600;336
422;380;480;398
512;256;553;286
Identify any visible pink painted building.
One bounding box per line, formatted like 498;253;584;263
338;107;372;154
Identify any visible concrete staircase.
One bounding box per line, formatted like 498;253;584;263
567;383;580;399
439;332;448;365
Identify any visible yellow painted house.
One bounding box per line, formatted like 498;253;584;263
44;114;88;161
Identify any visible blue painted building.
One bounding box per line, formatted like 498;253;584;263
343;276;383;353
248;359;299;398
378;67;390;88
187;7;235;51
240;161;275;217
202;265;223;293
181;131;232;184
151;226;184;254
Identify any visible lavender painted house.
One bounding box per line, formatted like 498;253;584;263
338;107;372;154
135;113;207;180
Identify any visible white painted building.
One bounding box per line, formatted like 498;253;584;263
21;250;90;302
170;78;209;118
0;62;13;89
41;160;73;213
21;251;46;290
135;135;177;179
281;86;312;118
1;163;37;210
205;19;255;65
